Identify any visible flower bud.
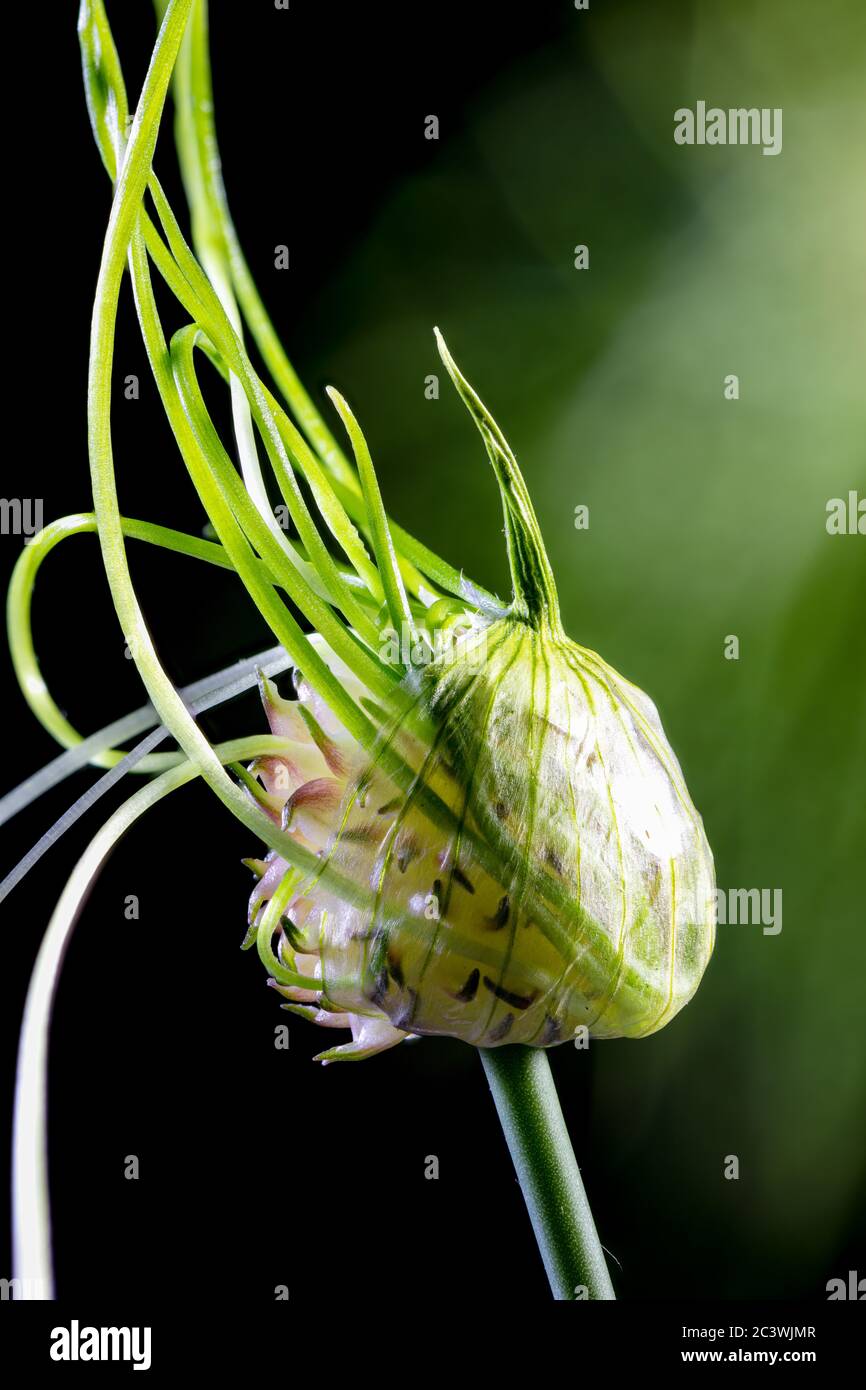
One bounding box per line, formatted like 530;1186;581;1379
244;336;715;1061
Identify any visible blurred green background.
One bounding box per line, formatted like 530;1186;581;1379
279;0;866;1295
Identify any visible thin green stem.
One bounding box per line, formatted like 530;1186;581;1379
327;387;416;644
480;1046;616;1301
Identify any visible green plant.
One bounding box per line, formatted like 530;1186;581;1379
5;0;715;1301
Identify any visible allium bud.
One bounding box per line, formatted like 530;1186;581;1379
244;336;715;1062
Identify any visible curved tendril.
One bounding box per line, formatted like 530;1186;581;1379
255;866;318;990
81;2;387;626
197;339;387;607
170;326;390;665
171;2;469;613
146;178;407;658
172;0;358;493
0;649;299;896
128;203;390;745
0;727;169;910
177;5;402;619
80;0;490;615
5;512;288;778
11;731;299;1301
85;0;326;876
327;388;418;646
126;233;476;877
144;175;294;566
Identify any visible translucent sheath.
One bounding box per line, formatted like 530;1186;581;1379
244;334;716;1063
250;613;715;1061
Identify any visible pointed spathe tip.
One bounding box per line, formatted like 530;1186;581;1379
433;325;455;364
429;329;563;633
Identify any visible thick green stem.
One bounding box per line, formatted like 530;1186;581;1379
480;1045;615;1301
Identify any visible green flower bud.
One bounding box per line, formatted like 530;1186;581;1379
245;335;715;1061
